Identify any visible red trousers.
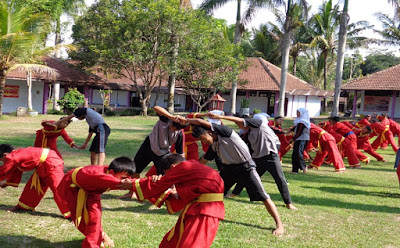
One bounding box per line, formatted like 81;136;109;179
310;140;346;171
346;134;369;166
371;131;399;153
17;165;70;217
65;189;104;248
159;214;220;248
185;142;199;161
362;145;384;161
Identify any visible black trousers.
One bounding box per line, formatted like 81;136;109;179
220;161;270;201
292;140;308;173
231;152;292;204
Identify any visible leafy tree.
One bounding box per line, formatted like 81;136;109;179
0;0;56;116
200;0;283;114
342;51;363;81
176;17;244;112
361;52;400;75
57;88;85;113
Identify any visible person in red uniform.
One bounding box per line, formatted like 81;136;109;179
269;116;292;158
0;144;70;218
355;115;371;129
377;114;390;149
329;116;370;165
370;120;399;153
308;123;346;172
354;126;385;162
57;157;135;248
388;118;400;146
34;118;77;158
123;153;225;248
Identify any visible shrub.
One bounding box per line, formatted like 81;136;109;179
240;98;250;108
120;109;141;116
57;88;85;111
253;108;261;114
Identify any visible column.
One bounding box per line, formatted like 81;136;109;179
352;90;358;118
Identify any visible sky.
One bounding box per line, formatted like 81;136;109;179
56;0;398;57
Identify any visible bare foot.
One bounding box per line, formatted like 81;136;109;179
381;159;386;162
272;225;284;236
303;167;307;174
349;164;361;169
365;158;371;165
225;193;238;198
286;203;298;210
103;232;115;247
7;205;22;212
118;191;136;199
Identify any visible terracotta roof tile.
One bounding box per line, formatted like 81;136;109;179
342;63;400;90
238;57;318;92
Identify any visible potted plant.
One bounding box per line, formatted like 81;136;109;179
57;88;85;114
27;109;39;116
240;98;250;116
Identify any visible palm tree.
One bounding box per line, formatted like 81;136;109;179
277;0;308;117
200;0;283;114
331;0;349;117
0;0;56;116
374;12;400;46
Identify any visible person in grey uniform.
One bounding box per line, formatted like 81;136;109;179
290;108;310;174
66;107;110;166
180;117;284;236
208;112;297;210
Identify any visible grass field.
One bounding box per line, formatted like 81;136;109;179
0;115;399;248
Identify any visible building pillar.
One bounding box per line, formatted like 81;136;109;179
391;91;397;119
352;90;358;118
291;95;295;117
305;96;309;109
127;91;132;107
53;82;60;111
42;82;49;114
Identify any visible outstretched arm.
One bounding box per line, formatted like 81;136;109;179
153;106;175;120
208;113;245;129
186;118;212;129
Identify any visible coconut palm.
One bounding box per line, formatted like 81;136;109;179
200;0;284;114
0;0;57;116
277;0;309;117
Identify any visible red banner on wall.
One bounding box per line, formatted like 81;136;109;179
4;85;19;98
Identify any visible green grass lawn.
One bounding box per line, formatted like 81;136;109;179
0;115;399;248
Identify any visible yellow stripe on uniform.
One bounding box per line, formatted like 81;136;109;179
30;148;50;195
317;131;326;153
70;166;88;227
167;193;223;247
135;179;144;201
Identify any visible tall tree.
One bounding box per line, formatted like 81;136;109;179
0;0;56;116
166;0;192;114
200;0;283;114
277;0;308;117
331;0;349;117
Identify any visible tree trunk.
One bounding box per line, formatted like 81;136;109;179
27;71;33;110
278;27;292;117
55;18;62;58
293;55;297;76
322;50;328;113
332;0;349;117
167;36;179;114
141;99;148;117
229;0;242;115
0;73;7;117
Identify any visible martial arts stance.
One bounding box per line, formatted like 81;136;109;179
57;157;135;248
0;144;70;218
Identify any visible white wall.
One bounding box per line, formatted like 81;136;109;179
221;94;270;114
109;90;128;106
3;79;44;113
287;95;321;117
149;93;186;110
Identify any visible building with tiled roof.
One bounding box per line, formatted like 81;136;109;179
4;56;329;117
342;63;400;118
220;57;332;117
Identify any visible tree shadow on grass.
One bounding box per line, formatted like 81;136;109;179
0;204;67;219
224;193;400;213
357;166;396;173
302;186;400;199
0;235;81;248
